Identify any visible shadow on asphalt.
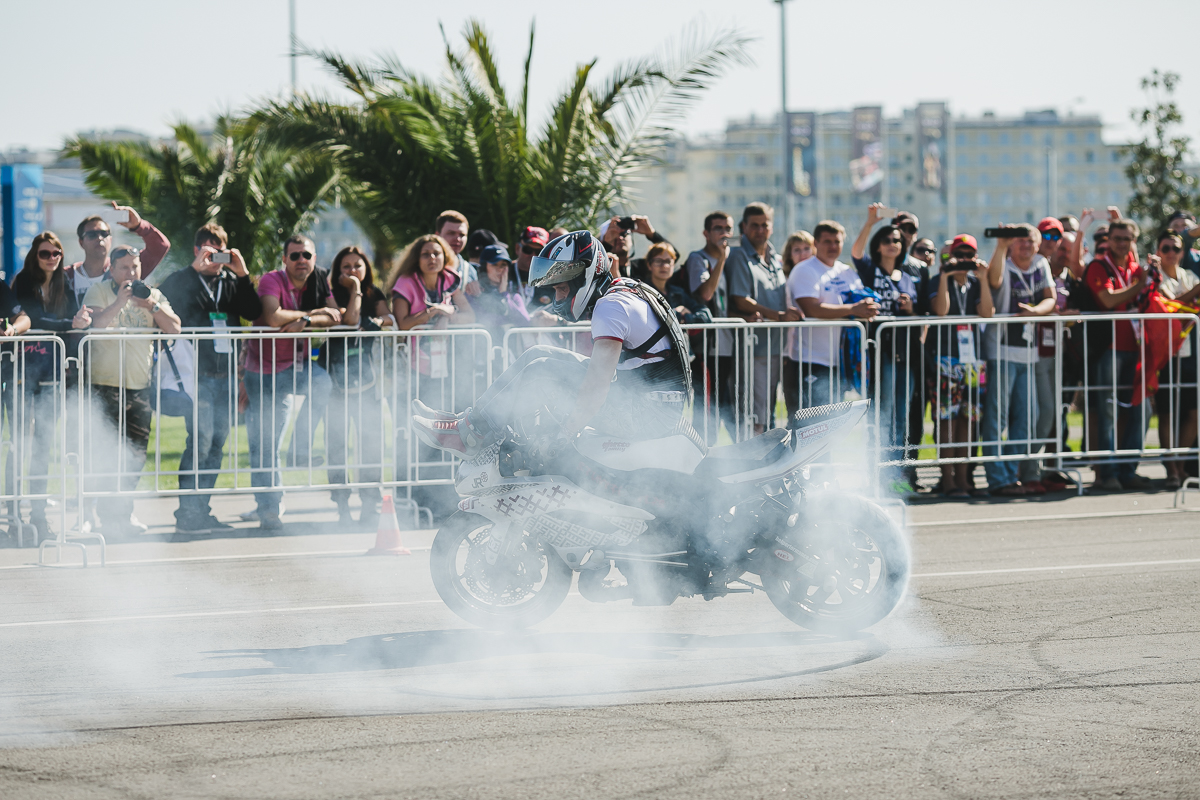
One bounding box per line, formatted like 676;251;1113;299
181;628;873;678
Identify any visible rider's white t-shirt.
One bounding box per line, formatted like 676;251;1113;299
591;288;670;370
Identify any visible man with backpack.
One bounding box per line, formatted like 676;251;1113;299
158;223;263;534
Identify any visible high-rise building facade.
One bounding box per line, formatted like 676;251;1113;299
628;105;1131;253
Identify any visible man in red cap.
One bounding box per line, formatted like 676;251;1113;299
1037;217;1065;261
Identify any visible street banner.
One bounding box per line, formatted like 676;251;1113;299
1;164;44;283
849;106;884;196
787;112;816;198
917;102;948;199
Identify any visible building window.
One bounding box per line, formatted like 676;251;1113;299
979;153;989;165
832;194;842;206
736;174;745;186
959;174;970;186
956;132;967;146
1111;151;1121;163
1000;153;1011;165
979;133;990;145
999;132;1010;145
1066;191;1077;204
1087;131;1098;143
1022;152;1034;165
1065;151;1077;164
1085;150;1095;163
754;155;766;166
1022;132;1033;145
1063;172;1075;185
1108;170;1120;183
957;152;968;166
1088;171;1098;184
905;193;913;203
1000;173;1012;185
905;173;913;184
1065;131;1077;144
1043;133;1054;146
980;173;991;186
1023;172;1034;185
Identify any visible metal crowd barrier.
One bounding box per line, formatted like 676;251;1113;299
18;309;1197;563
70;326;494;531
872;312;1200;497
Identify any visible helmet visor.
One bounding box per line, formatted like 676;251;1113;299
529;256;588;287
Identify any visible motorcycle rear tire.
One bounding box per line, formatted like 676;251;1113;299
430;511;572;630
761;493;909;633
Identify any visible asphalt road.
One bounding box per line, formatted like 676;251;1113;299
1;491;1198;799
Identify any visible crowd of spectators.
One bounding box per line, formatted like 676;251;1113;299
5;198;1200;543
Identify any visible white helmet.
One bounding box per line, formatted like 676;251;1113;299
528;230;611;322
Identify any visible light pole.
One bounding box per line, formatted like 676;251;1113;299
775;0;792;243
289;0;298;96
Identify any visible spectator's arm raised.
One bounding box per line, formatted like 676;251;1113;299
850;203;886;261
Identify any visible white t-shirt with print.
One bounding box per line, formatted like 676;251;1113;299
786;257;864;366
72;269;107;305
591;287;670;370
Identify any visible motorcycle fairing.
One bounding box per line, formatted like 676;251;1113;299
573;429;706;474
712;400;868;484
457;477;653;566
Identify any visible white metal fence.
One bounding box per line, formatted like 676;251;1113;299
7;310;1198;562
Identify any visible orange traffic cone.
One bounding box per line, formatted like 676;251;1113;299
366;494;411;556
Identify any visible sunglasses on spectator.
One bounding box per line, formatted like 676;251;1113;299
881;237;902;245
1109;235;1133;243
522;245;541;255
898;223;918;234
287;250;314;261
1042;232;1062;241
951;250;977;260
37;249;63;260
82;229;111;241
648;258;674;268
111;246;140;260
1159;244;1182;253
913;246;935;256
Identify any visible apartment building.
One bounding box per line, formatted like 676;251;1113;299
629;106;1131;253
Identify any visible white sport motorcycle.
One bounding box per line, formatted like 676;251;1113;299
428;400;909;631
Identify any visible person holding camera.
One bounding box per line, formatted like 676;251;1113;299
981;223;1057;497
600;215;668;278
82;244;181;538
928;235;994;497
67;202;170;305
157;223;263;533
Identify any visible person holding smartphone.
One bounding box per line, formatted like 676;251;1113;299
928;235;994;497
157;223;263;534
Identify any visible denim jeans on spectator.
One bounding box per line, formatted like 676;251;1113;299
801;363;837;407
879;358;912;482
1095;349;1146;482
982;359;1034;488
245;364;332;516
1020;356;1057;483
326;384;383;510
693;355;738;444
176;376;234;523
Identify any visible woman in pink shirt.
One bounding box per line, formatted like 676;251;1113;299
389;235;475;330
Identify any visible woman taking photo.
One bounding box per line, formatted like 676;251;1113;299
12;232;91;538
324;246;393;527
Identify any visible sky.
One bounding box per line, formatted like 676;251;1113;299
3;0;1198;153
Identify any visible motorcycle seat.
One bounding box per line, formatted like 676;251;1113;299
695;428;791;479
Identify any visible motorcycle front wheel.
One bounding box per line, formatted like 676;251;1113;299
760;493;910;633
429;511;572;630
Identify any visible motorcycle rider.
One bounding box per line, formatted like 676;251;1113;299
411;230;692;456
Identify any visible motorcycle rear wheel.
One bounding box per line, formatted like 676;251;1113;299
760;493;909;633
430;511;572;630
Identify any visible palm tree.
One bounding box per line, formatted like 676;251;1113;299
66;117;339;276
250;20;751;260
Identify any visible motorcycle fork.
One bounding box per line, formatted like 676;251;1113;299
482;520;516;566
